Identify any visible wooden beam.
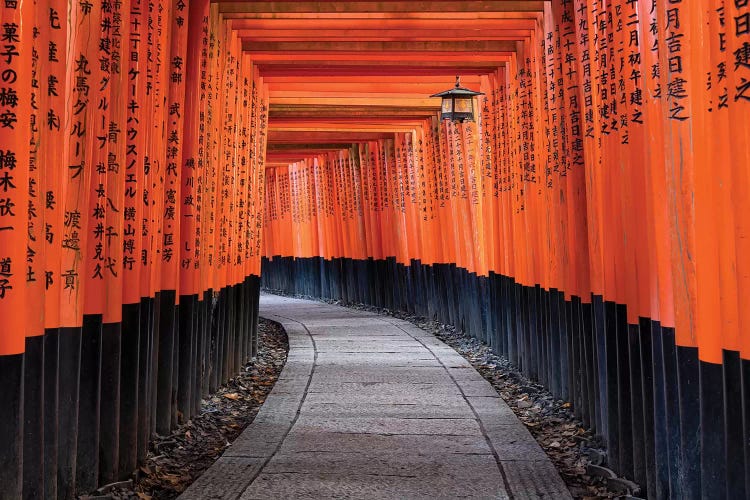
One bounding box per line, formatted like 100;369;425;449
262;75;483;84
269;104;439;118
266;82;479;92
269;118;429;127
217;2;545;14
268;131;395;142
238;33;531;43
223;12;542;20
270;126;420;133
269;97;439;107
267;143;354;151
229;19;537;30
243;40;518;52
258;66;495;77
268;91;469;99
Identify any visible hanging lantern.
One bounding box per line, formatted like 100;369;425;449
430;76;484;123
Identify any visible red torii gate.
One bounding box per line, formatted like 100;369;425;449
0;1;749;499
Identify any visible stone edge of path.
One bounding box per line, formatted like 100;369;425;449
179;297;572;500
376;316;573;500
178;310;315;500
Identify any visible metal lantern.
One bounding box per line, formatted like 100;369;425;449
430;76;484;122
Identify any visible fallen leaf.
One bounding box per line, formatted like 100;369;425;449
223;392;241;400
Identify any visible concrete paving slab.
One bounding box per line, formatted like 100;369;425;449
303;391;469;406
314;345;428;353
299;401;476;419
312;365;451;383
314;352;439;363
240;471;510;500
306;381;461;396
297;318;390;327
180;294;572;500
277;431;494;455
262;451;502;478
290;415;484;436
307;326;406;335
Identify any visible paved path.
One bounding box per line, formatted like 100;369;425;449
181;294;571;499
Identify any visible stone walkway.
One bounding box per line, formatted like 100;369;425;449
180;294;571;500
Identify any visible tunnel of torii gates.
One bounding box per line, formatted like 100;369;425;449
0;0;749;498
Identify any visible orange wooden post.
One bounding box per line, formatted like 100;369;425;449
81;2;107;323
76;0;107;491
158;0;187;423
351;146;367;272
396;135;410;270
262;168;274;283
57;2;98;495
403;131;420;307
0;0;32;496
638;1;681;494
202;4;219;349
416;123;434;272
38;1;68;495
220;27;238;380
24;0;42;330
705;0;740;365
651;0;702;492
97;0;130;484
121;0;149;475
150;0;174;436
237;54;251;359
214;16;228;384
726;1;750;494
685;3;732;496
180;0;207;422
140;0;157;319
729;0;750;362
364;143;380;268
141;0;162;445
21;2;46;494
479;76;497;289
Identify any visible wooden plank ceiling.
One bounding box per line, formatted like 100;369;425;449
214;1;544;166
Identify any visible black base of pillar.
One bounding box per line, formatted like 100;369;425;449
156;290;176;436
177;294;197;424
138;296;153;463
99;321;121;484
119;302;140;480
0;353;24;500
76;314;102;495
23;335;44;499
57;326;81;500
44;328;60;500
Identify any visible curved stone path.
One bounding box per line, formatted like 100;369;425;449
180;293;571;500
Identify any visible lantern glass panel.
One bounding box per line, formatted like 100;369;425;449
441;98;453;114
454;98;472;114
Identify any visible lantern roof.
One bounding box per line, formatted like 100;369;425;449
430;76;484;98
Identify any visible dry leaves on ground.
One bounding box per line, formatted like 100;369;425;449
86;318;288;500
